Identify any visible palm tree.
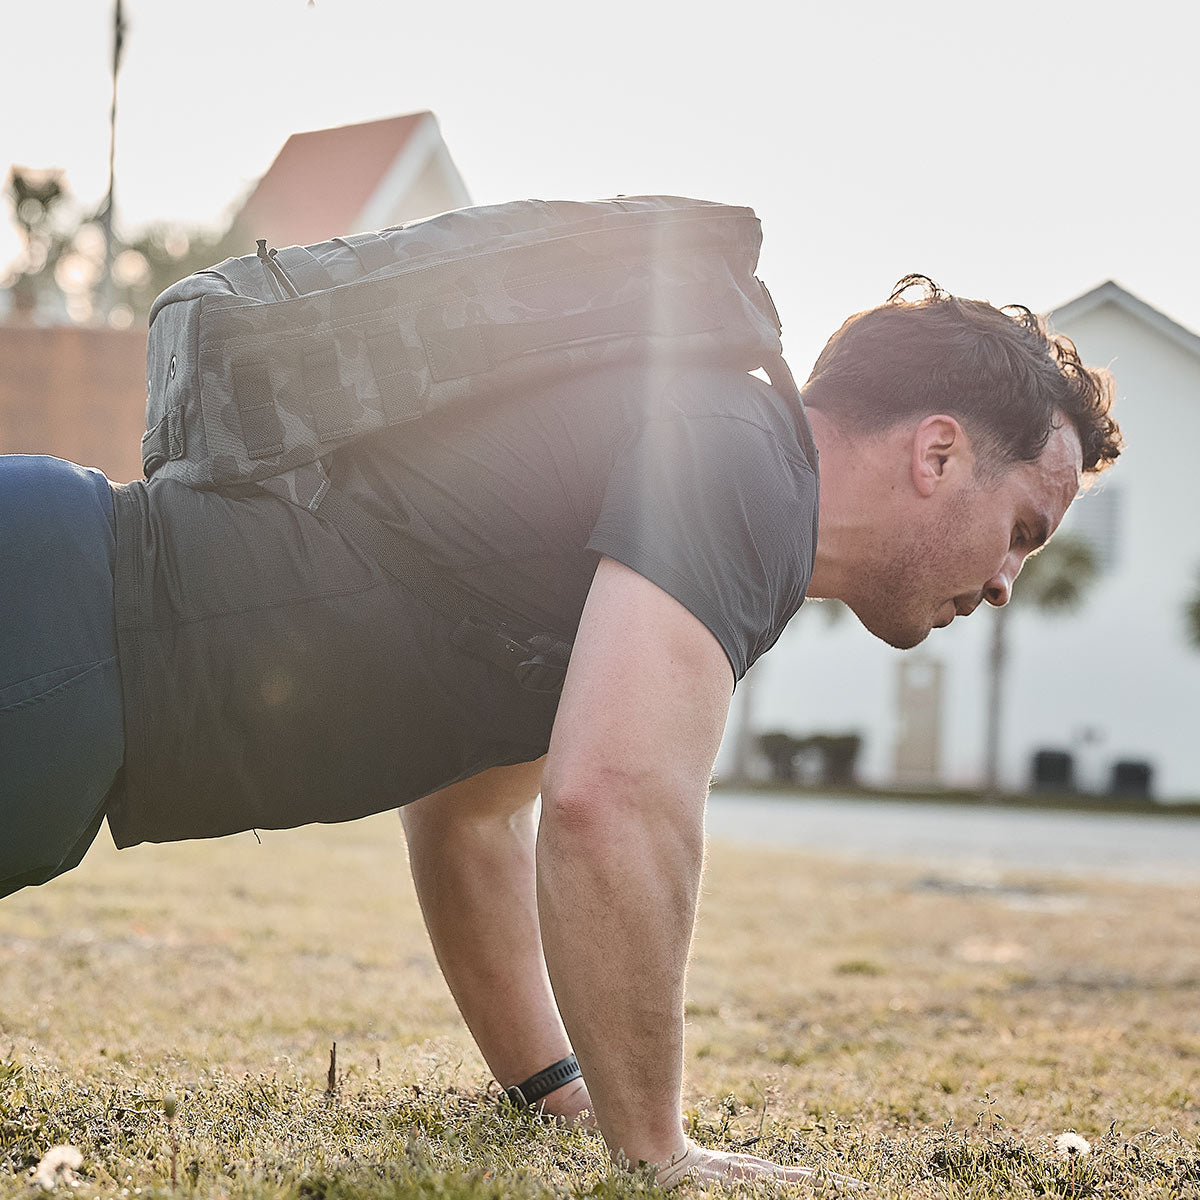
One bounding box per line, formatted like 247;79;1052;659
1185;567;1200;651
983;534;1099;796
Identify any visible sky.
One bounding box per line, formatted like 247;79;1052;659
1;0;1195;371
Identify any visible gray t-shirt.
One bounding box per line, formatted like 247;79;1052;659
108;363;818;847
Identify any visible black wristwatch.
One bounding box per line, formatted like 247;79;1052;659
501;1053;582;1109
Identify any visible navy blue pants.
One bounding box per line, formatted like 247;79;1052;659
0;455;124;899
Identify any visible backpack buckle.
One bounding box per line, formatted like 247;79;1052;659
513;654;566;695
451;620;567;695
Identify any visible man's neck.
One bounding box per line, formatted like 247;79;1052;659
804;407;901;602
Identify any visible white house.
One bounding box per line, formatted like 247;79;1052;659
232;112;471;248
724;282;1200;801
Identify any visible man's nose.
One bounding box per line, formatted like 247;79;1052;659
984;555;1021;607
984;575;1011;606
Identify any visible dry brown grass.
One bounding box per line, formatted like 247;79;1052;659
1;812;1198;1197
688;842;1200;1138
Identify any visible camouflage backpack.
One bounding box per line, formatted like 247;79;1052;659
140;195;800;691
142;194;797;505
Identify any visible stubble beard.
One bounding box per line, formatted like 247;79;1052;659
845;497;968;651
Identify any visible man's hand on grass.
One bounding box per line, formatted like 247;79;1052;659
549;1087;866;1189
651;1137;868;1191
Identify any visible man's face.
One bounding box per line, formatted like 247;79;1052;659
852;418;1084;650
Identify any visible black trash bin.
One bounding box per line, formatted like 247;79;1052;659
1110;759;1153;799
1031;749;1075;792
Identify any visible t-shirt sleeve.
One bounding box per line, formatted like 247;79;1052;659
586;412;818;682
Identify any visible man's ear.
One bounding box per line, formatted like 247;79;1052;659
910;414;972;498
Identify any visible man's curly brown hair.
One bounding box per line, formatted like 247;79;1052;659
801;275;1122;476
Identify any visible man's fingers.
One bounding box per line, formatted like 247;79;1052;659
655;1140;867;1190
724;1152;865;1188
724;1155;816;1181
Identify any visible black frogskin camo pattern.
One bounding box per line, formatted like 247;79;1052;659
143;196;788;493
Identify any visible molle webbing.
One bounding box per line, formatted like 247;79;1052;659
142;196;789;490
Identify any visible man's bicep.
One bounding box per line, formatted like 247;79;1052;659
543;556;733;802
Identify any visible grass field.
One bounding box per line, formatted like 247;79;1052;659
1;812;1198;1198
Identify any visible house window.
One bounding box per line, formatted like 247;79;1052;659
1059;482;1121;571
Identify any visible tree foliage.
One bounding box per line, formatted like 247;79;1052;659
983;532;1100;794
1008;533;1099;613
3;168;75;320
3;167;243;326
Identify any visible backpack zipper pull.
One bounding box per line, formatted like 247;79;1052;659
256;238;301;299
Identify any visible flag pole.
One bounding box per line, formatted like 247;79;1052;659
99;0;125;321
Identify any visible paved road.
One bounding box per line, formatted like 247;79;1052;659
706;790;1200;883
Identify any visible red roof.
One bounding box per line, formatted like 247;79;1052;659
233;112;430;247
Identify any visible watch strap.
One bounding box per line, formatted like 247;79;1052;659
501;1053;581;1109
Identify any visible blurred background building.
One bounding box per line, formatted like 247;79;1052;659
3;101;1198;800
0;111;468;483
230;112;469;252
723;281;1200;801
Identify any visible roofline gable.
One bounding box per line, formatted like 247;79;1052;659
356;113;470;230
229;111;451;247
1050;280;1200;362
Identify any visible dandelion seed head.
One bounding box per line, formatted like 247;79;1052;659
1055;1131;1091;1159
31;1145;83;1190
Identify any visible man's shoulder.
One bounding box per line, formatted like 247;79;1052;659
546;361;811;461
648;366;816;475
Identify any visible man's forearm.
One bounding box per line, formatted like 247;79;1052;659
399;762;592;1123
536;775;705;1167
533;556;732;1171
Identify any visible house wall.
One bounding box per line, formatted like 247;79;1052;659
720;298;1200;800
1001;304;1200;798
0;326;147;483
356;115;472;231
374;155;467;227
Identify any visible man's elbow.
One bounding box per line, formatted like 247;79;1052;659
540;758;704;842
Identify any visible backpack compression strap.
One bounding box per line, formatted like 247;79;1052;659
312;484;571;695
